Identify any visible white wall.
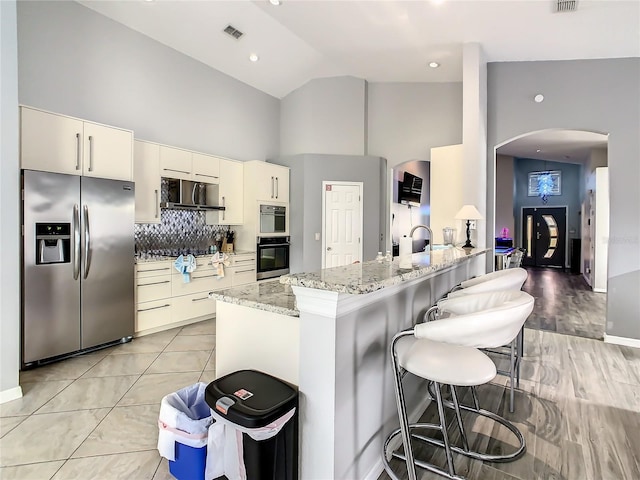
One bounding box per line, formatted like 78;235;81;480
495;154;515;239
594;167;609;293
367;82;463;168
430;144;466;245
280;76;366;156
0;0;22;402
17;1;279;161
463;43;488;249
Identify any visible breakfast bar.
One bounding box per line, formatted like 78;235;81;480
211;246;488;480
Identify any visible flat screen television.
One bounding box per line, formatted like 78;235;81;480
399;172;423;206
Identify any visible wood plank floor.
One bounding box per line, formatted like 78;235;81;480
521;267;606;340
380;268;639;480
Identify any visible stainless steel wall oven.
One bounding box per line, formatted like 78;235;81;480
257;236;290;280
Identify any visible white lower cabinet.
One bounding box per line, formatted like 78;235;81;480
136;299;173;332
135;253;256;335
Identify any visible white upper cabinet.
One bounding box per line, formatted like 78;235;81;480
133;140;161;224
82;121;133;181
207;158;243;225
245;161;290;203
192;153;220;184
20;106;133;181
159;145;192;180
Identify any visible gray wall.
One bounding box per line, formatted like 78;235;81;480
495;154;515;238
277;154;386;273
17;1;279;161
1;0;21;397
513;157;582;266
487;58;640;340
367;82;463;168
280;76;366;156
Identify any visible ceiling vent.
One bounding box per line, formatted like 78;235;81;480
554;0;578;12
223;24;244;40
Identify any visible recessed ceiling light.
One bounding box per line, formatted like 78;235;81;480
269;0;282;5
249;53;259;62
534;94;544;103
536;149;541;153
428;62;440;68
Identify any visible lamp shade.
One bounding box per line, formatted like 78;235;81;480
454;205;483;220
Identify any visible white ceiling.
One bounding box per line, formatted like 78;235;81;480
78;0;631;160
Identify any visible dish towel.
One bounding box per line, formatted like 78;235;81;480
174;254;196;283
210;252;230;278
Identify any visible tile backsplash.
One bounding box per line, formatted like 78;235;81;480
134;209;228;256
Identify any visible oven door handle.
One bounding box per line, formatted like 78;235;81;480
258;243;290;247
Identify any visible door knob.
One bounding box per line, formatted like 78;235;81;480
327;247;332;251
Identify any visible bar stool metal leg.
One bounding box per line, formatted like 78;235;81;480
434;382;457;477
390;334;418;480
450;386;469;451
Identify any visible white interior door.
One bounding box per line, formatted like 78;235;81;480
323;182;363;268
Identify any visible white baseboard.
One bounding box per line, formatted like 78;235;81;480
604;334;640;348
0;386;23;404
593;287;607;293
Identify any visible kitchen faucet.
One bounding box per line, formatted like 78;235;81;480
409;224;433;253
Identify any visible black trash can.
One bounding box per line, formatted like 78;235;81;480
205;369;298;480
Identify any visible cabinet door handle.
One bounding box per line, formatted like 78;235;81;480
235;268;255;274
138;280;170;287
163;168;190;175
191;274;218;280
75;133;81;170
275;176;279;199
271;176;274;198
88;135;94;172
137;303;170;312
234;259;254;263
222;196;225;221
194;173;219;179
154;189;159;218
191;296;209;302
138;267;170;273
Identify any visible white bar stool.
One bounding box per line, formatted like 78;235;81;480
383;291;534;480
433;267;529;406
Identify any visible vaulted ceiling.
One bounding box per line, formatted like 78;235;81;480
78;0;636;160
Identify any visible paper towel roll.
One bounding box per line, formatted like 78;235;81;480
399;236;412;268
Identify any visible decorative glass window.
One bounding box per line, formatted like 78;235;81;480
528;171;561;203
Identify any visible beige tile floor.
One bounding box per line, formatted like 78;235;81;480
0;319;216;480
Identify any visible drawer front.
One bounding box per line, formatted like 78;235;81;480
172;292;215;323
231;254;256;268
137;276;172;303
136;262;172;278
232;267;257;287
172;271;231;296
136;299;172;332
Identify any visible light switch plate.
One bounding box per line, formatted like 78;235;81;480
315;232;320;241
469;220;477;230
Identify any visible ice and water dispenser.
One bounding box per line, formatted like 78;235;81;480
35;223;71;265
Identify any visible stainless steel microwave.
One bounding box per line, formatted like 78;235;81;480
259;204;287;234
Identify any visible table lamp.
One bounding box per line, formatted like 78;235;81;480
454;205;483;248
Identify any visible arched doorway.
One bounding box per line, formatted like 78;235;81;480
494;129;609;340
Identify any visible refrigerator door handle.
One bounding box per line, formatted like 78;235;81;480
83;205;92;279
73;204;81;280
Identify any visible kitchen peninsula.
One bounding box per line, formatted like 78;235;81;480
211;247;488;480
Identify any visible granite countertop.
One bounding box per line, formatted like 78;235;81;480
135;250;256;264
279;246;490;294
209;279;298;317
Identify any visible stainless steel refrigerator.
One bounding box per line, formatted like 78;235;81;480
22;170;135;366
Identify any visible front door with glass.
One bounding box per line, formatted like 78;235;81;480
522;207;567;268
